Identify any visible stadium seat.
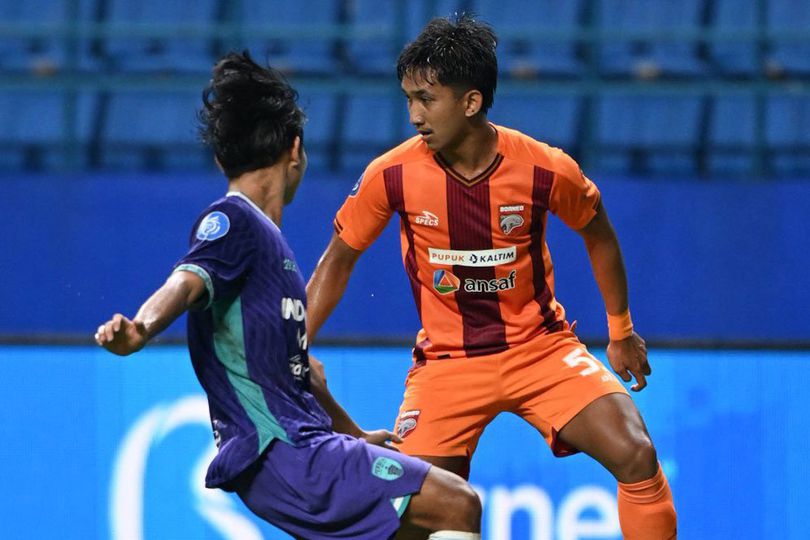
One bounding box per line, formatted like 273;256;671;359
471;0;583;77
0;91;96;170
98;91;209;169
0;0;98;73
595;94;703;174
767;0;810;75
767;94;810;175
707;95;757;175
340;93;409;171
709;0;759;76
237;0;341;75
103;0;218;72
345;0;465;75
597;0;707;78
297;91;338;169
489;94;580;150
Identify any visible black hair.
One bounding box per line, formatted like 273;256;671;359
396;14;498;113
199;51;305;178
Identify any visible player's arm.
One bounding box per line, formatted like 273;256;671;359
95;270;206;356
308;354;402;450
305;233;363;341
577;202;651;392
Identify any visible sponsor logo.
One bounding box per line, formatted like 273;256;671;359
195;211;230;241
414;210;439;227
463;270;517;294
349;175;363;196
429;246;517;267
288;354;309;383
499;204;526;235
397;409;420;438
281;297;306;321
372;457;404;481
433;269;461;294
283;258;297;272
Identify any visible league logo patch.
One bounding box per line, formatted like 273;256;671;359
499;204;526;235
349;174;364;197
372;457;404;481
433;269;460;294
396;409;421;438
196;211;230;241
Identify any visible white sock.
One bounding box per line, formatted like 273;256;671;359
428;532;481;540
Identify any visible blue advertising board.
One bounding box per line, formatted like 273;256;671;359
1;345;808;539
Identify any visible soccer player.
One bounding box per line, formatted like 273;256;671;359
95;52;481;540
306;16;677;540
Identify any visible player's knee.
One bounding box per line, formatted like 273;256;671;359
616;436;658;483
443;475;482;531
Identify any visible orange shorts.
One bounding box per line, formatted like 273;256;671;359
393;330;628;458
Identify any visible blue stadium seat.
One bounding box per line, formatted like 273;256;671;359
238;0;341;75
297;91;338;169
710;0;759;76
472;0;583;77
0;91;96;169
596;94;703;174
489;94;580;150
345;0;465;75
708;95;756;175
597;0;707;78
767;0;810;75
99;91;208;169
0;0;98;73
767;94;810;175
104;0;218;72
340;93;409;171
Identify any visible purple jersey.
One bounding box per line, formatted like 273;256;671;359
175;192;332;488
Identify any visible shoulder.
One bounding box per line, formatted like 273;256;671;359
362;135;432;180
496;124;582;179
192;195;255;242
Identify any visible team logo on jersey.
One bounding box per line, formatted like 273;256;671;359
372;457;404;481
396;410;421;438
429;246;517;267
288;354;309;383
283;258;297;272
499;204;526;235
196;211;230;241
349;174;364;197
415;210;439;227
433;269;461;294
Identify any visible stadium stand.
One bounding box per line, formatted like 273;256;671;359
0;0;809;177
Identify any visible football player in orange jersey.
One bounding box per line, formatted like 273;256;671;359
307;15;676;540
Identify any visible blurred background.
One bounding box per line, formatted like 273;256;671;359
1;0;808;539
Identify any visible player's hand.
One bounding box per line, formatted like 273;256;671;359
606;331;651;392
360;429;403;452
95;313;148;356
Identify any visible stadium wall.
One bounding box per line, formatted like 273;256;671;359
1;171;808;344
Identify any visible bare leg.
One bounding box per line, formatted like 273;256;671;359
396;456;476;540
557;392;658;482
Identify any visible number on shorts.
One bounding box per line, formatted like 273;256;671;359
562;349;603;377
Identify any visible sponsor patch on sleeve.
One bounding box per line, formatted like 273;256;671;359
349;174;363;197
196;211;230;241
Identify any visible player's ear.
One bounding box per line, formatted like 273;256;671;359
288;136;303;169
463;89;483;117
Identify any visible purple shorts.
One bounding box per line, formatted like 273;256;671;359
229;433;431;540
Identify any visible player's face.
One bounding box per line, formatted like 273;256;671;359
402;72;470;152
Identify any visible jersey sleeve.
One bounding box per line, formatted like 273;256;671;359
174;202;256;309
333;166;394;251
548;150;601;231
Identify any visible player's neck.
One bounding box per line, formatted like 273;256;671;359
228;167;286;225
436;120;498;179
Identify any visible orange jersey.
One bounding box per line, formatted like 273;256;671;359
334;124;600;360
